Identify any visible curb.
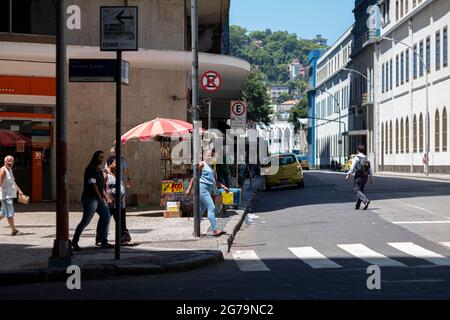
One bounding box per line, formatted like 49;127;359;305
217;178;262;255
375;172;450;183
0;251;223;287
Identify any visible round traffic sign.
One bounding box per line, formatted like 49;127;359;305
201;70;222;93
231;101;247;117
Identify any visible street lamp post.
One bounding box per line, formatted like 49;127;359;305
341;67;376;169
315;89;344;168
379;36;430;176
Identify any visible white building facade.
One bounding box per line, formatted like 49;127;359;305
376;0;450;173
314;27;353;168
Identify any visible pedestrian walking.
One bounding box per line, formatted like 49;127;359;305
422;153;429;176
95;157;132;246
345;145;374;210
72;151;114;251
186;148;229;236
0;155;25;236
108;147;131;188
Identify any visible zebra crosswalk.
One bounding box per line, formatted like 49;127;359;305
231;242;450;272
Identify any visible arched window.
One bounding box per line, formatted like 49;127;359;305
390;120;393;154
419;113;424;153
443;108;448;152
435;109;440;152
381;123;385;155
396;119;399;154
385;122;388;155
413;115;417;153
400;118;404;153
405;117;410;153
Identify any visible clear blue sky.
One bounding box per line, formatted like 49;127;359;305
230;0;355;45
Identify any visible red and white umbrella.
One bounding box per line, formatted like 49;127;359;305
121;117;203;144
0;129;31;147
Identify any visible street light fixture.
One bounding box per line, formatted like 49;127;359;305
379;36;430;176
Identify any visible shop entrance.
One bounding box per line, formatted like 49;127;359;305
0;119;53;201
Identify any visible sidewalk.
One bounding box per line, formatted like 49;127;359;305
376;171;450;183
0;177;262;286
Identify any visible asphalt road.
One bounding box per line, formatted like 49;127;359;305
2;171;450;300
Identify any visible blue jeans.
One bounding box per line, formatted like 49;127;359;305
200;183;218;231
72;198;111;245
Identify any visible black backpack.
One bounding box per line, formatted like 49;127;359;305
356;157;371;177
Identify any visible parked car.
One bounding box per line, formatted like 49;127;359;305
261;153;304;190
296;154;310;170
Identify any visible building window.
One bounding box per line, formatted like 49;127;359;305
389;121;393;154
443;107;448;152
436;31;441;71
419;41;424;77
401;52;405;85
396;1;399;21
419;113;424;153
401;118;405;153
413;44;418;79
11;0;56;35
406;117;410;153
396;55;400;87
385;63;389;91
405;0;409;13
413;114;418;153
390;59;393;90
426;37;431;74
444;27;448;67
385;123;389;154
405;49;410;82
0;0;9;32
382;123;385;155
382;64;385;93
401;0;404;17
396;119;400;153
435;109;440;152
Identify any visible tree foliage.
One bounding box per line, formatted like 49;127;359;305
230;25;326;84
289;94;308;133
241;68;273;125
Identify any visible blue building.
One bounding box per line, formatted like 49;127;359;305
307;49;322;168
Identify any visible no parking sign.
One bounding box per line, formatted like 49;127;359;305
201;70;222;93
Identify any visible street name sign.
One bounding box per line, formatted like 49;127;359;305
100;6;138;51
69;59;130;85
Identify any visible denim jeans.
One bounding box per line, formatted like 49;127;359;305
199;183;218;231
72;198;111;245
354;177;369;208
95;207;131;244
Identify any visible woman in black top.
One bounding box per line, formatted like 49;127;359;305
72;151;114;251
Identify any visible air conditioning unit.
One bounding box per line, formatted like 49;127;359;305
355;107;365;117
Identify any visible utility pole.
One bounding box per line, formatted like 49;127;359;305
49;0;72;268
191;0;201;237
115;50;122;260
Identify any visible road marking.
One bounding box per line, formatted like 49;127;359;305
288;247;342;269
389;199;449;220
388;242;450;266
337;244;406;267
393;221;450;225
232;250;270;272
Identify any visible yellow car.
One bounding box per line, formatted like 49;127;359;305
344;154;358;172
296;155;310;170
261;153;304;190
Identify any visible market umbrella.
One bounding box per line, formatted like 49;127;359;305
121;117;204;144
0;129;31;147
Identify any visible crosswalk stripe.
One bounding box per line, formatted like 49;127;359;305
232;250;270;272
388;242;450;266
288;247;342;269
337;244;406;267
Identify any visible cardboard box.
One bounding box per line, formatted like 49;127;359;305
164;210;182;218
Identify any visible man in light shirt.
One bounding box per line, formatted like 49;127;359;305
345;145;374;210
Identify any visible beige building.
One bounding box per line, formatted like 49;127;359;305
0;0;250;204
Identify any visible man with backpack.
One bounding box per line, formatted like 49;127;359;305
345;145;374;210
